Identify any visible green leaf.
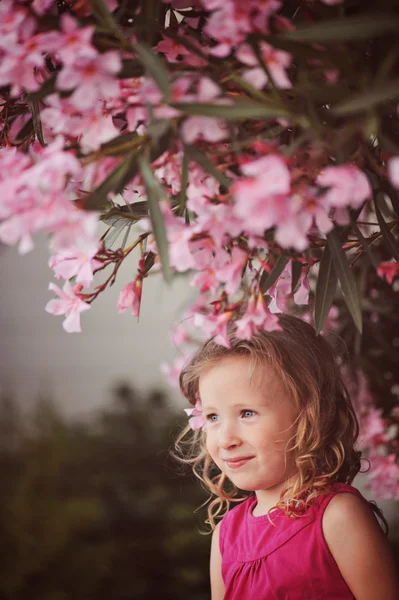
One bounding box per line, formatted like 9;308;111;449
138;154;171;283
260;255;289;295
28;98;45;147
178;151;189;211
332;80;399;115
94;132;144;157
102;218;128;249
84;152;139;211
327;229;362;333
291;261;302;294
100;202;149;226
314;246;338;335
374;195;399;260
134;42;171;100
29;75;57;103
89;0;126;43
353;225;379;269
172;100;289;120
282;13;399;42
185;145;231;189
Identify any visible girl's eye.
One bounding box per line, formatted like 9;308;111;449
206;414;219;423
241;410;256;418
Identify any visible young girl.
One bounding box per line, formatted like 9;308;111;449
176;314;399;600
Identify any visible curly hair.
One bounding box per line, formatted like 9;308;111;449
174;314;388;534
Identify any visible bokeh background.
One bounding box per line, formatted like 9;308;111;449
1;235;398;600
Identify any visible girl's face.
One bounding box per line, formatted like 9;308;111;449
199;354;298;500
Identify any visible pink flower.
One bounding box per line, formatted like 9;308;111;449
358;407;387;450
194;310;232;347
233;155;291;235
377;260;399;285
181;116;227;144
57;51;121;110
184;398;207;431
235;293;281;340
317;165;371;209
49;241;102;287
268;263;310;313
45;281;91;333
236;42;292;89
388;156;399;189
215;246;248;295
161;353;193;388
117;278;143;318
57;15;96;65
365;453;399;501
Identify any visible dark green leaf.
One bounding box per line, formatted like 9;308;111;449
134;42;171;100
95;132;144;157
332;80;399;115
29;75;57;102
353;225;379;268
291;261;302;294
282;13;399;42
138;155;171;283
374;195;399;260
28;98;45;146
314;246;337;335
173;101;289;120
100;202;149;226
260;255;289;295
102;218;128;249
89;0;126;43
185;145;231;189
178;151;189;211
147;119;170;145
84;152;139;211
327;229;362;333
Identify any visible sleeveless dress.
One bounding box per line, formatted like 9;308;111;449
219;481;373;599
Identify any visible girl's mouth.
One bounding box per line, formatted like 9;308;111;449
225;457;254;469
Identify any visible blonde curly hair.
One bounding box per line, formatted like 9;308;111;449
174;314;388;533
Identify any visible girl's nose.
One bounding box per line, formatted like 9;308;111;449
218;422;241;449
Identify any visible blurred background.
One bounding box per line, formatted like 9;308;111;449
0;235;398;600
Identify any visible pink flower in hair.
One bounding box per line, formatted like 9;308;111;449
184;399;207;431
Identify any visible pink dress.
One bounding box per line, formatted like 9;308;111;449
219;481;372;599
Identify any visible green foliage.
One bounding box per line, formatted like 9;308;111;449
0;386;210;600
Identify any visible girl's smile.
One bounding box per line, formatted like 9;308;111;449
199;354;299;514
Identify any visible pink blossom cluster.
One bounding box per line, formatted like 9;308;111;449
344;369;399;501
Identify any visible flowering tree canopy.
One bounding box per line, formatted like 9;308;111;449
1;0;399;498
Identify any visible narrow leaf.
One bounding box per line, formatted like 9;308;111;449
314;246;338;335
173;101;289;120
291;261;302;294
332;80;399;115
29;98;45;146
178;151;189;211
327;229;362;333
84;152;138;211
138;155;171;283
282;13;399;42
353;225;379;268
374;195;399;260
29;75;57;102
185;145;231;189
89;0;126;43
260;255;289;295
100;202;149;226
134;42;171;100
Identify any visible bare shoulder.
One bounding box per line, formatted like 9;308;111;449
210;521;225;600
322;492;399;600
